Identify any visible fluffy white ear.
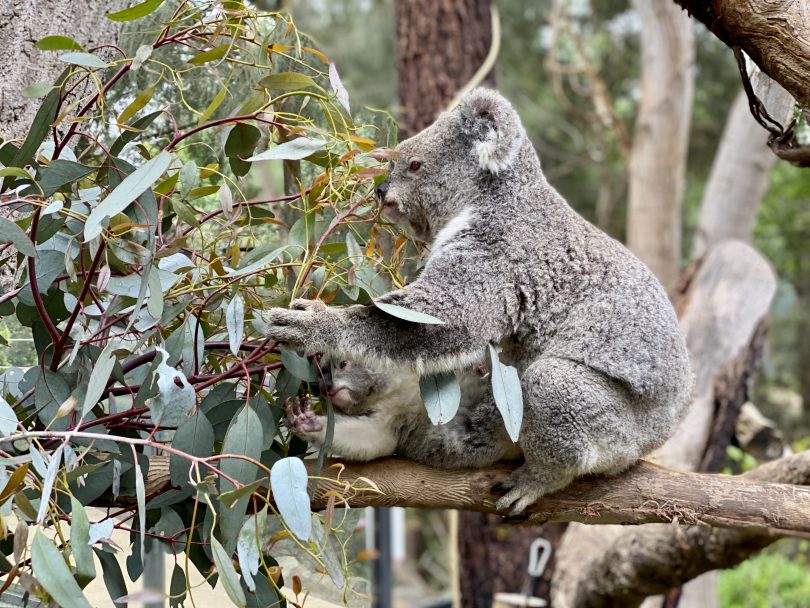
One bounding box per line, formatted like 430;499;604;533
458;88;523;174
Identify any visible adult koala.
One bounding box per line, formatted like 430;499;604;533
263;88;692;514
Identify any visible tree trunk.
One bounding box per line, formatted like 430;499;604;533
691;82;794;259
0;0;124;142
672;0;810;111
626;0;695;293
394;0;495;139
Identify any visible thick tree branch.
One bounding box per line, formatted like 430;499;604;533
130;452;810;534
672;0;810;111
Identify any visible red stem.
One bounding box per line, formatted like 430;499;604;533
26;209;60;345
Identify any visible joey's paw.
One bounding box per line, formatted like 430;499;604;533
494;465;571;515
290;299;327;313
284;397;324;435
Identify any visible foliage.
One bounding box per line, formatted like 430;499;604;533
0;2;408;605
718;552;810;608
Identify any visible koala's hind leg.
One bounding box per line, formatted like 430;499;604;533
495;357;641;514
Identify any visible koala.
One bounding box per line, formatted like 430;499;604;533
286;359;520;466
263;88;693;514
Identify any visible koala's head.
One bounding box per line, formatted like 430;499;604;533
377;88;527;242
325;359;387;414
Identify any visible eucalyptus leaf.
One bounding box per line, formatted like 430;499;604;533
280;348;318;383
373;301;445;325
270;457;311;541
31;531;93;608
226;245;293;277
36;35;82;51
247;137;326;162
226;295;244;356
81;341;118;417
38;159;94;197
210;536;247;607
107;0;166;22
95;547;129;608
84;151;172;241
0;218;37;257
170;411;214;488
36;446;62;524
257;72;317;91
60;52;109;69
237;508;266;592
0;401;18;435
419;372;461;425
489;344;524;443
70;497;97;587
149;348;195;427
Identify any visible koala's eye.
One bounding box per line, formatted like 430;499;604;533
338;361;348;369
408;160;422;172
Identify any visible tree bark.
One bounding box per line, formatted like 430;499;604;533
672;0;810;111
394;0;495;138
691;84;794;259
626;0;695;294
0;0;124;142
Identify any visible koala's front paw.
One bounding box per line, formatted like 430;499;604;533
493;464;573;515
260;299;329;347
285;397;326;445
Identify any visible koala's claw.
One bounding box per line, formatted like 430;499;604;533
290;299;327;313
285;397;324;434
493;465;570;515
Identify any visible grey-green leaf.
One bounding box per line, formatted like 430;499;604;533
211;535;246;607
31;530;93;608
419;372;461;425
0;400;18;435
0;218;37;257
280;348;319;383
170;411;214;488
84;151;172;241
82;341;117;417
373;301;445;325
237;508;266;592
60;52;109;69
270;457;311;541
247;137;326;162
226;295;244;356
38;160;94;197
95;547;129;608
488;344;524;442
70;497;97;587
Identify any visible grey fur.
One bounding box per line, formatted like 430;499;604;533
286;360;520;466
264;88;693;513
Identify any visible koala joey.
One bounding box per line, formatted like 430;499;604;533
286;359;520;466
263;88;693;514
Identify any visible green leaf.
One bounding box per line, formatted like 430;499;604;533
0;218;37;257
226;245;295;277
188;44;230;65
218;478;266;508
31;531;93;608
226;295;245;356
247;137;326;162
198;87;227;126
95;547;129;607
256;72;317;91
170;411;214;488
70;497;97;587
109;110;162;156
210;536;247;608
225;123;261;177
280;348;318;383
488;344;524;443
219;405;263;554
35;35;83;51
270;457;311;541
237;508;266;592
419;372;461;425
178;160;198;200
373;301;445;325
7;69;68;170
59;52;109;69
38;159;94;197
84;150;172;241
22;82;54;98
81;341;117;417
0;167;32;180
169;564;186;608
107;0;166;21
117;84;156;125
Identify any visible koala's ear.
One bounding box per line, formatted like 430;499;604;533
458;88;523;174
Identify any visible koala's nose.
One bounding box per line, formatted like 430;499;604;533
375;179;390;201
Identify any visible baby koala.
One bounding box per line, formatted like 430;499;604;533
285;359;521;466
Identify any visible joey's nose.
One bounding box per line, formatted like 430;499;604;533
375;179;390;201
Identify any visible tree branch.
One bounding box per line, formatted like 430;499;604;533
672;0;810;110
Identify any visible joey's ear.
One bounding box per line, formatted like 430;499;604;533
458;88;523;174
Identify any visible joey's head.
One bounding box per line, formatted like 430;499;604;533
377;88;528;243
326;359;387;414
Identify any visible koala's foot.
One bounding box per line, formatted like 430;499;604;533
284;397;325;443
493;463;574;515
260;299;328;346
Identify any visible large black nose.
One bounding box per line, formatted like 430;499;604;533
375;179;390;201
